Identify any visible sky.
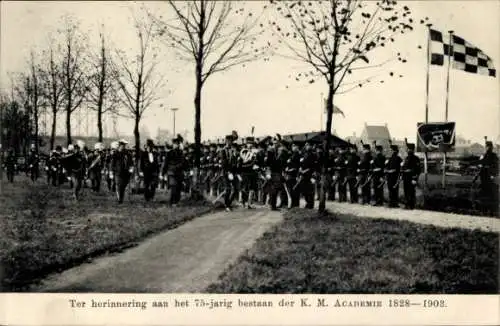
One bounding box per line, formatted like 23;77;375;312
1;0;499;144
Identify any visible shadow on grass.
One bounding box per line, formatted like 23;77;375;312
206;208;499;294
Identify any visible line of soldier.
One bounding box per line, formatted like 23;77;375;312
201;132;422;211
2;134;497;213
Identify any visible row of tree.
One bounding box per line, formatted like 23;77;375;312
2;0;424;211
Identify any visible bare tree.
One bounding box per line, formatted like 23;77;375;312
40;40;65;150
269;0;421;212
115;14;164;160
58;15;89;145
86;27;120;142
148;0;269;197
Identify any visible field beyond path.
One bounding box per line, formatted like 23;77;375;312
31;208;283;293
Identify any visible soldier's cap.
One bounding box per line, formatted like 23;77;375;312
375;145;383;151
146;139;155;147
245;136;255;143
362;144;371;150
390;145;399;151
406;143;415;151
225;134;234;141
486;141;493;147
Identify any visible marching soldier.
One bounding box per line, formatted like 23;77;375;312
285;141;301;208
326;147;337;201
385;144;402;208
27;144;39;182
277;139;290;208
106;142;118;192
335;147;348;202
5;148;16;183
239;137;259;209
220;133;240;211
87;142;105;192
162;135;185;206
401;142;421;209
313;146;323;201
139;139;160;201
372;144;386;206
346;145;360;204
265;136;283;210
63;140;87;200
358;144;372;205
110;139;134;204
296;141;316;209
477;140;499;215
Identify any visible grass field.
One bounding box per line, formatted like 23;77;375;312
0;177;213;291
207;209;499;294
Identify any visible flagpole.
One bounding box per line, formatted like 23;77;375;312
424;23;432;191
442;30;454;189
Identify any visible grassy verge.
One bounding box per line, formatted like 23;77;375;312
207;208;498;294
0;179;213;291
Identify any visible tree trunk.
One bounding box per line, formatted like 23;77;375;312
66;106;72;146
50;108;57;150
134;114;140;161
319;83;335;213
34;106;39;153
191;67;204;200
97;105;103;142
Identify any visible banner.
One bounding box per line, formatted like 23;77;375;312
416;122;456;152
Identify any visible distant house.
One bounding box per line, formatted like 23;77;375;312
360;123;392;148
281;131;353;148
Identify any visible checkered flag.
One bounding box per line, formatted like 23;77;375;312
429;28;496;77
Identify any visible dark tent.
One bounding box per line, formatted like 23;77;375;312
281;131;354;148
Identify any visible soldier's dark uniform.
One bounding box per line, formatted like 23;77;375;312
277;144;290;208
335;148;348;202
110;141;133;204
313;147;323;201
140;139;160;201
239;138;259;209
87;144;105;192
265;141;284;210
401;143;421;209
220;135;240;211
478;141;499;215
386;145;402;208
372;145;386;206
5;149;16;183
63;144;87;200
358;144;372;205
285;142;301;208
297;143;316;209
326;148;337;201
163;137;186;206
27;147;40;182
346;146;360;204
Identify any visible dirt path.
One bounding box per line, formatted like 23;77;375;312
323;201;500;233
31;208;282;293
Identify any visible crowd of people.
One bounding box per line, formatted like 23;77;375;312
2;131;498;212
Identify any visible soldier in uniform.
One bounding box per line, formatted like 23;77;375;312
346;145;360;204
358;144;372;205
265;136;283;210
220;134;240;211
477;141;499;215
140;139;161;201
401;143;421;209
385;144;402;208
27;144;39;182
239;137;259;209
162;135;185;206
335;147;348;202
106;142;119;192
285;141;301;208
326;147;337;201
87;142;105;192
372;145;386;206
297;141;316;209
277;139;290;208
5;148;16;183
63;140;87;200
110;139;134;204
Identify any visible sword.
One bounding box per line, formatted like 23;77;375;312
283;182;292;209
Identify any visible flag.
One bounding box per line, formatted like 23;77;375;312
251;126;255;135
429;28;496;77
324;99;345;117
